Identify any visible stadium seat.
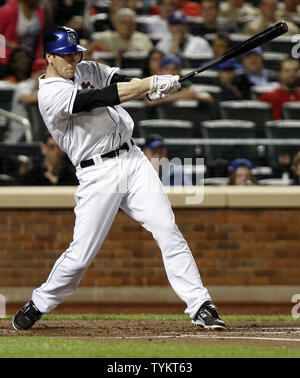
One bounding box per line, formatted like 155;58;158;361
282;102;300;119
155;99;203;133
219;100;273;137
181;69;218;85
0;84;16;140
250;84;280;100
203;177;228;185
263;52;288;72
121;51;148;69
0;84;15;112
201;119;257;162
138;119;195;159
119;68;142;79
26;103;48;141
139;119;194;138
229;33;249;47
192;84;222;118
263;35;295;55
121;100;149;137
181;53;213;69
91;13;109;32
258;178;292;186
265;120;300;166
92;51;116;67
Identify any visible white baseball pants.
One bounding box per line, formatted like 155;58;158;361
32;145;211;318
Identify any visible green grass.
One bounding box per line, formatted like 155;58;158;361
0;337;299;358
3;313;299;322
1;314;299;358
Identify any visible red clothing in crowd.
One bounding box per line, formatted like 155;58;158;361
0;0;45;65
259;87;300;120
151;1;201;16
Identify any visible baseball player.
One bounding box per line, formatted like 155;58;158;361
13;27;226;331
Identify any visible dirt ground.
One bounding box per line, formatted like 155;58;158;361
0;303;300;349
5;302;294;315
1;318;300;349
1;303;300;350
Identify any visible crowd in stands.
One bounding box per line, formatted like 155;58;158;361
1;0;300;186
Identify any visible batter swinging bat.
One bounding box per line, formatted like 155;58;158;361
179;21;289;83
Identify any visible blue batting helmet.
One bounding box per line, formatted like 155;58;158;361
43;26;86;55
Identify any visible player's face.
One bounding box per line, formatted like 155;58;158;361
47;52;81;79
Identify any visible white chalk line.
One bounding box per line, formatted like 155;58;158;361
87;332;300;343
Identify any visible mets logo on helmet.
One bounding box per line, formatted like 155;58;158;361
68;32;77;45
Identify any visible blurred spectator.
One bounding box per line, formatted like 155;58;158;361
155;10;212;56
0;0;45;66
98;0;142;32
227;158;258;185
0;48;32;83
213;60;242;101
19;133;78;185
146;54;214;106
175;0;201;16
142;49;164;77
277;0;300;21
143;0;176;35
211;32;231;58
259;59;300;119
290;151;300;185
234;47;279;99
41;0;55;29
53;0;85;37
150;0;201;16
219;0;260;24
143;133;192;185
204;33;241;70
191;0;237;35
3;58;47;143
243;0;299;35
94;8;153;59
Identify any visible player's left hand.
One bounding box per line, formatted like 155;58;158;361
150;74;181;95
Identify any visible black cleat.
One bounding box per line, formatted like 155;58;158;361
192;301;226;330
12;300;43;331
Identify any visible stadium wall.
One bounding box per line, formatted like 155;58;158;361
0;187;300;304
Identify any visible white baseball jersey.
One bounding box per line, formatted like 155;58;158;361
32;59;212;319
38;60;134;166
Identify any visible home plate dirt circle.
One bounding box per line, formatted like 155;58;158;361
1;319;300;349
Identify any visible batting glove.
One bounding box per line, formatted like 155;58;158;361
150;74;181;95
146;91;168;101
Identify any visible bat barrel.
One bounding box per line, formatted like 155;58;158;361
179;21;288;83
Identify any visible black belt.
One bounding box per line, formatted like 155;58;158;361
80;140;133;169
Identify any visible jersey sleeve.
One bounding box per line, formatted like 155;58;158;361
38;81;78;131
78;60;120;88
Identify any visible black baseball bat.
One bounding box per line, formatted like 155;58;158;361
179;21;289;83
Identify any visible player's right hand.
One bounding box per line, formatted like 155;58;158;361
150;74;181;96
